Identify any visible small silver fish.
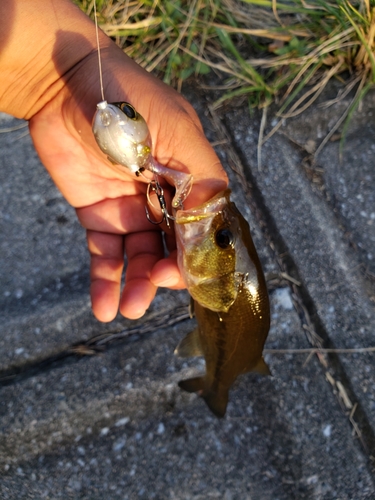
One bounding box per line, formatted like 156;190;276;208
91;2;191;209
92;100;192;209
174;189;270;417
92;101;152;174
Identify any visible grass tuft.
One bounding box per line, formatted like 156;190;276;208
77;0;375;147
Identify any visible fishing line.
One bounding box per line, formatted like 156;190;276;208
93;0;105;102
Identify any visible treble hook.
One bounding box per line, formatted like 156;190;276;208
145;179;175;229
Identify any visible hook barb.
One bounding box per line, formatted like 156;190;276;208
145;179;175;229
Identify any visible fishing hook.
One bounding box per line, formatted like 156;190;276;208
145;179;175;229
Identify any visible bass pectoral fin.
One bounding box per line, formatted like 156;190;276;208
174;328;203;358
252;357;272;376
178;376;205;394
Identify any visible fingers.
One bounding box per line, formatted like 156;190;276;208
149;104;228;209
120;231;165;319
150;250;185;289
82;196;160;321
87;230;124;322
80;195;185;321
77;194;153;234
87;228;172;321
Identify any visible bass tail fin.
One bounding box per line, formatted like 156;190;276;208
203;389;229;418
178;377;229;418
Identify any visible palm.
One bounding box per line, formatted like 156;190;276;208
28;49;227;321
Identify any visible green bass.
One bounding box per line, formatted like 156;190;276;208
175;189;270;417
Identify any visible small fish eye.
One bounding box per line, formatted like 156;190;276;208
215;228;234;249
120;103;137;119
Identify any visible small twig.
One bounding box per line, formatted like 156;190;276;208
336;380;353;409
264;347;375;354
279;59;344;119
0;306;191;386
325;371;336;386
279;272;301;286
210;139;228;147
0;122;28;133
349;403;367;451
318;74;362;108
257;106;268;172
302;350;315;367
272;0;285;27
314;71;367;158
14;131;31;143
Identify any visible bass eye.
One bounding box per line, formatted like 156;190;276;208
120;103;137;119
215;228;234;249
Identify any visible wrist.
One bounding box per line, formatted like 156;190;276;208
0;0;109;120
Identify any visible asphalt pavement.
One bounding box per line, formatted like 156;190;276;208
0;81;375;499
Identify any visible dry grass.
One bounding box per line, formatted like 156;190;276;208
77;0;375;147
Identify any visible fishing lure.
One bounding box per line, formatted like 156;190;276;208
92;100;192;213
91;2;192;217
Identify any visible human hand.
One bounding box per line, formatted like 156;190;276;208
28;38;227;322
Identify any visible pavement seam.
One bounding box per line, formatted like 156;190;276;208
0;307;190;387
279;128;375;300
208;105;375;471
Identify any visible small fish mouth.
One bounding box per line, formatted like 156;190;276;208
175;189;231;225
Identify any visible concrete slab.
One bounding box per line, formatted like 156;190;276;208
1;293;373;499
219;84;375;462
